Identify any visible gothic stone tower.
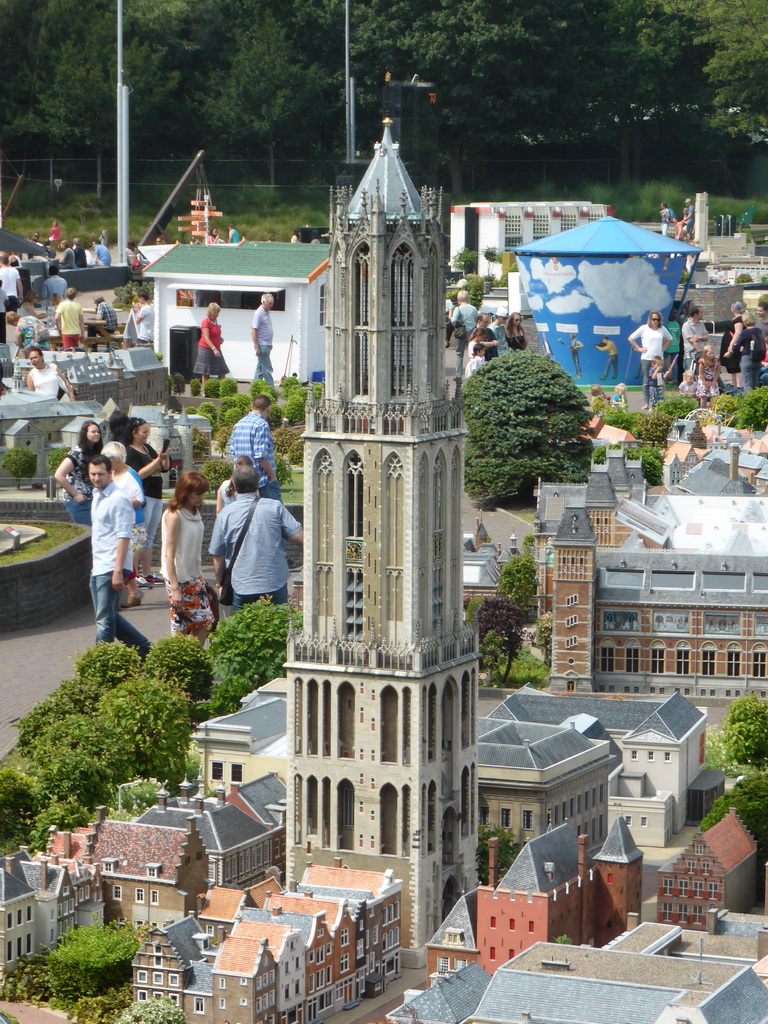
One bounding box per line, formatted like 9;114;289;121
285;121;479;966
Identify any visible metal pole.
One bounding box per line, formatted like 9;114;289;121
122;84;129;256
350;76;356;162
345;0;351;163
116;1;126;264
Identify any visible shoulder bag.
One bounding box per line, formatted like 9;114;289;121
219;499;258;606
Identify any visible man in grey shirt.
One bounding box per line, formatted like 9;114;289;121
251;292;275;386
450;289;478;377
210;466;303;610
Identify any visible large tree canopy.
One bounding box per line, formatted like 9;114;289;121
463;354;593;502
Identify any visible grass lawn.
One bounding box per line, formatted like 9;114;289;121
0;521;84;565
282;469;304;504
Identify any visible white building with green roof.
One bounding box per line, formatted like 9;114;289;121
145;241;329;381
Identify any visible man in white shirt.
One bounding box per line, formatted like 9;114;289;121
134;289;155;345
682;306;708;370
251;292;275;385
88;454;150;657
0;254;22;311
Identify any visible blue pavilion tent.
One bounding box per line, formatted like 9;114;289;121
514;216;701;257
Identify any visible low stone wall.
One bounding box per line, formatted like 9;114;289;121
0;529;92;633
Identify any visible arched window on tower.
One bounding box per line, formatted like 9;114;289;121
391;244;414;396
432;454;445;634
380;784;398;855
337;779;355;850
354;247;370;396
385;454;404;640
316;450;334;636
345;453;364;638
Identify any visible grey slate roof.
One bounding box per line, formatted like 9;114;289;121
699;966;768;1024
491;686;703;740
497;824;578;893
240;907;313;943
593;815;642;864
478;720;596;770
237;773;287;827
187;960;213;995
164;915;209;967
585;466;617;505
678;459;755;496
474;966;676;1024
429;891;478;949
0;868;34;901
136;801;268;853
202;691;286;743
348;122;421;218
390;963;491;1024
555;505;596;544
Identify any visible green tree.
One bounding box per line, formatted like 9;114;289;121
29;799;91;853
31;713;131;809
463;355;592;502
702;774;768;865
476;824;520;885
498;554;538;614
737;387;768;431
477;596;525;686
207;603;303;715
633;410;673;445
2;448;37;487
722;695;768;767
100;678;191;788
201;459;231;495
638;446;664;486
144;636;213;702
452;247;478;275
534;612;552;665
47;924;141;1008
115;997;188;1024
0;767;37;852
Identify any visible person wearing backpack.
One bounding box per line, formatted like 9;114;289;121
725;312;765;392
660;202;674;236
450;289;478;377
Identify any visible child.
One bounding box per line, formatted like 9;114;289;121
649;355;665;407
611;383;627;408
678;370;697;396
696;344;720;407
589;383;608;412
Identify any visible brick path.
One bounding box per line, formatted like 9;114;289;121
0;1001;71;1024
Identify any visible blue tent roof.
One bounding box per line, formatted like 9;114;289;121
514;216;701;256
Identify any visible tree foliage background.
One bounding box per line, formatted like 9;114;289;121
0;0;758;192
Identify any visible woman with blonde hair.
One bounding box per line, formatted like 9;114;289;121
102;441;146;608
193;302;230;387
161;470;215;645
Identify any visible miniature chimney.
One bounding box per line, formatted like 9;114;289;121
488;836;500;889
230;782;240;798
333;857;342;869
271;904;282;918
4;855;14;874
62;832;72;859
730;443;739;481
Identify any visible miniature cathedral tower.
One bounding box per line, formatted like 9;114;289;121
285;121;479;966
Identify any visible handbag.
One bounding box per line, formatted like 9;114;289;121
452;315;467;343
205;582;220;624
219;499;258;606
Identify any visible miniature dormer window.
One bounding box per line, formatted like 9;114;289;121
147;864;161;878
694;842;704;856
102;859;117;873
544;861;556;882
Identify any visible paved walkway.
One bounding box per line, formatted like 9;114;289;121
0;1002;71;1024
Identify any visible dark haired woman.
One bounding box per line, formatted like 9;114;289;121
54;419;103;524
124;417;170;586
161;470;214;646
505;314;529;351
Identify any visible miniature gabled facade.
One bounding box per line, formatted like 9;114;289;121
285;122;479;966
657;807;757;929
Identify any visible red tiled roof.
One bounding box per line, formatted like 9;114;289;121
217;935;270;974
92;820;189;877
266;893;340;923
703;810;756;872
200;886;246;922
247;878;283;908
302;865;390;894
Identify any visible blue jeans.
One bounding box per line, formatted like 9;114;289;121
260;479;282;501
254;347;274;387
455;340;465;377
640;359;653;405
63;498;92;526
741;355;760;392
90;571;151;656
233;583;288;611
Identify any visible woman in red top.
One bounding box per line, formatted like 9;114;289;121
192;302;230;386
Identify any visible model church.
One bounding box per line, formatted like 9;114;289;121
285;121;480;966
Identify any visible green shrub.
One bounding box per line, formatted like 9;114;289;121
592;445;606;464
466;272;484;308
197;402;219;429
75;644;141;689
284;390;307;423
270;402;285;428
737;387;768;430
192;427;209;458
75;983;133;1024
0;953;53;1003
2;447;37;485
223;407;243;426
215;423;234;457
280;375;303;393
189;378;201;397
208;603;303;713
465;597;483;625
736;273;753;284
113;995;186;1024
275;453;293;486
505;648;550;687
312;382;323;401
634;410;672;445
273;427;304;463
48;924;140;1007
711;393;740;423
200;458;232;495
203;378;221;398
171;373;186;395
251;379;278;402
638;445;664;485
144;636;213;702
219;395;240;414
47;447;69;474
219;378;238;397
602;408;642;433
655;396;697;419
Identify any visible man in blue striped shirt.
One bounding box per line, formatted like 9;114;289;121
229;394;281;500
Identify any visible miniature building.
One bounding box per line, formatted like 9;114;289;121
426;817;642;977
285;122;479;966
657;807;757;929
